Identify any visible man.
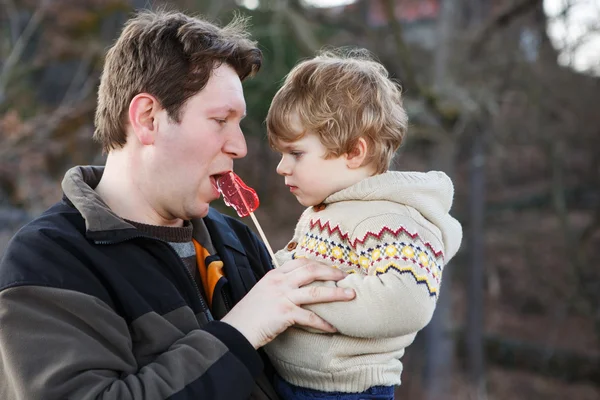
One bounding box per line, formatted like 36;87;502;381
0;10;354;400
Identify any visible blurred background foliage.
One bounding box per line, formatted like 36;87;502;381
1;0;599;399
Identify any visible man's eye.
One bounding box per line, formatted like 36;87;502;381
214;118;226;125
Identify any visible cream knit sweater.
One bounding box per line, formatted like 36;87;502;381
264;171;463;393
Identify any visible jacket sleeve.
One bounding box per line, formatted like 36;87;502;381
304;213;447;339
0;234;262;400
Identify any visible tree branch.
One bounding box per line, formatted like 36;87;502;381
469;0;543;59
1;0;21;44
456;331;600;385
381;0;418;91
0;0;49;104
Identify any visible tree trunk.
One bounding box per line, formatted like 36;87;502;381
423;139;457;400
467;130;487;399
422;1;463;397
465;0;490;397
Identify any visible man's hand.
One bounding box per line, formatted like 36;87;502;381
221;259;355;348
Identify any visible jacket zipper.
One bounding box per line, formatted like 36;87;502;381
222;287;232;311
96;235;213;321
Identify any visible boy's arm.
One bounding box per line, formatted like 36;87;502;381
304;213;448;339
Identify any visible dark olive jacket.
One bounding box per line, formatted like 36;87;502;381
0;166;279;400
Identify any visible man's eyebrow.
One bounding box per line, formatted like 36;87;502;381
207;106;246;118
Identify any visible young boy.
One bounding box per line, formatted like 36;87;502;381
263;49;463;400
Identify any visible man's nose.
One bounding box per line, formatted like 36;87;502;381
224;125;247;159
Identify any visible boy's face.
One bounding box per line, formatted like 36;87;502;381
275;132;360;207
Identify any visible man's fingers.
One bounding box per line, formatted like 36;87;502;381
293;309;337;333
286;262;348;287
275;258;311;273
288;284;355;305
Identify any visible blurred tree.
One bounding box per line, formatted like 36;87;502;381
1;0;599;398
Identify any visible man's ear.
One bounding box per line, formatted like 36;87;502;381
128;93;160;146
345;137;369;169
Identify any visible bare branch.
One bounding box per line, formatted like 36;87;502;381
283;6;321;55
579;205;600;255
455;331;600;384
381;0;418;91
269;3;288;76
470;0;543;59
0;0;49;105
1;0;21;44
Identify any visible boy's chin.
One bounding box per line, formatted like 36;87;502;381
299;197;325;208
296;197;313;208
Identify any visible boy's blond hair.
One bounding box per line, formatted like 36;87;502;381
94;10;262;153
266;49;407;174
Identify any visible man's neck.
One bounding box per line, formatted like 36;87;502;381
95;152;184;227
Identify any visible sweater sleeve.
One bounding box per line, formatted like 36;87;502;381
304;212;448;339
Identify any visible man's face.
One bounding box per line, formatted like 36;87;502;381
144;64;247;220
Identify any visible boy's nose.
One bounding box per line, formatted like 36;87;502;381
276;157;290;176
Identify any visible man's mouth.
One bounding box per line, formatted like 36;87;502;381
210;171;230;195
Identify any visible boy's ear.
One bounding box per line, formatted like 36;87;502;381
345;137;369;169
128;93;161;146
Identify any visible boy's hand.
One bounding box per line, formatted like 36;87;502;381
221;258;355;348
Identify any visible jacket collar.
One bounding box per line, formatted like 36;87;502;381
61;165;245;252
203;208;246;255
61;166;138;242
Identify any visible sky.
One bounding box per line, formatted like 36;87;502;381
240;0;600;75
303;0;354;5
544;0;600;74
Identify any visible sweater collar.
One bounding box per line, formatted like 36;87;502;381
325;171;454;211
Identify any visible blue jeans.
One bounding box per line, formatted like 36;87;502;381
273;374;395;400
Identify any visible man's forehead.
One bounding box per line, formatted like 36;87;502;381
202;64;245;96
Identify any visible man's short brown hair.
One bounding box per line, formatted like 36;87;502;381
94;10;262;153
266;49;407;174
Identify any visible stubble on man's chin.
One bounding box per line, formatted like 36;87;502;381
189;203;210;220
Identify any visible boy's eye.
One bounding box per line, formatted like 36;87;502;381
290;151;303;158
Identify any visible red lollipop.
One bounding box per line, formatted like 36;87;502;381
216;171;259;217
216;172;279;267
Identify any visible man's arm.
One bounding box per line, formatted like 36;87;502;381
0;225;266;400
0;285;262;400
0;228;354;399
